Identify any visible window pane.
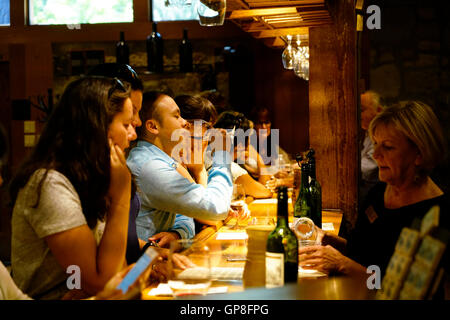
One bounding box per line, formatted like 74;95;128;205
152;0;199;22
29;0;134;25
0;0;10;26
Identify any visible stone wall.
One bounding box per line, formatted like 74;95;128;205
367;1;450;191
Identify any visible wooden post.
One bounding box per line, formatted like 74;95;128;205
309;0;358;226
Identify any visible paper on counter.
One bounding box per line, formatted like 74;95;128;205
321;222;334;231
207;286;228;294
146;283;173;297
145;283;229;298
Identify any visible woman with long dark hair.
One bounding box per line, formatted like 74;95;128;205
10;76;133;299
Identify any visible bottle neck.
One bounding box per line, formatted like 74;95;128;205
277;191;289;226
301;164;309;187
152;22;157;33
120;31;125;42
183;29;188;39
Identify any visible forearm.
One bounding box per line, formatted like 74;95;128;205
170;214;195;239
95;199;130;289
195;218;219;226
337;256;367;276
258;174;272;185
236;174;272;199
191;167;208;187
140;152;232;221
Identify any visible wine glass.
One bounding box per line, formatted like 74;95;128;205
281;35;294;70
168;239;212;297
197;0;226;26
230;183;246;230
293;45;310;80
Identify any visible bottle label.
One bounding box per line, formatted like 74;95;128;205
265;252;284;288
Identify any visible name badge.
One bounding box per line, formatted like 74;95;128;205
365;205;378;223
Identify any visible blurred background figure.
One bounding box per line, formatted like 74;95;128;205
360;90;383;203
212;110;272;199
249;107;292;191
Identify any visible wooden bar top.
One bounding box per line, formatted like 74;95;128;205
184;275;375;300
142;198;365;300
194;196;343;242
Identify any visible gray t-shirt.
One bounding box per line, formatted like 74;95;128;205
11;169;103;300
0;261;31;300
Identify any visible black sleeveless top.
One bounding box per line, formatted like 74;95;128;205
346;182;450;275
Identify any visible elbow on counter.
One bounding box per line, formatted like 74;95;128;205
195;200;230;221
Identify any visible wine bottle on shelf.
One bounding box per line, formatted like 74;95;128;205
146;22;164;73
116;31;129;65
266;186;299;288
179;28;193;72
294;160;312;219
306;149;322;229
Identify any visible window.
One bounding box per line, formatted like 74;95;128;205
0;0;10;26
28;0;134;25
152;0;199;22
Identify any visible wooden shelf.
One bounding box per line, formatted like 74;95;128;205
226;0;333;48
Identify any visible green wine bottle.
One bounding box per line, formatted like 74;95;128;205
266;186;299;288
307;150;322;229
294;161;312;219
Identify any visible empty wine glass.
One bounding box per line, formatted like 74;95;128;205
168;239;212;297
292;217;317;243
281;35;294;70
276;153;292;178
197;0;226;26
293;44;310;80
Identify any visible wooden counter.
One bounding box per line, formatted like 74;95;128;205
184;275;375;300
195;197;343;242
141;195;377;300
142;198;373;300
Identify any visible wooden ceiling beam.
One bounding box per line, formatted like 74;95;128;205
252;27;309;38
225;0;331;48
228;7;299;19
244;0;325;6
262;36;286;48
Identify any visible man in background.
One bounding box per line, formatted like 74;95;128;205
360;90;383;202
127;92;234;247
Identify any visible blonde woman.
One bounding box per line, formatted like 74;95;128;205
299;101;449;280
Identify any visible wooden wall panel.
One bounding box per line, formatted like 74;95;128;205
253;42;309;156
309;0;358;226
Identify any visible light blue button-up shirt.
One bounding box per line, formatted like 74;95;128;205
127;140;233;242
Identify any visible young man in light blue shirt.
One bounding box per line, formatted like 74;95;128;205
127;92;233;247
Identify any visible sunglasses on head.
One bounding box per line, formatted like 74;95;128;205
119;64;139;81
107;77;127;98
